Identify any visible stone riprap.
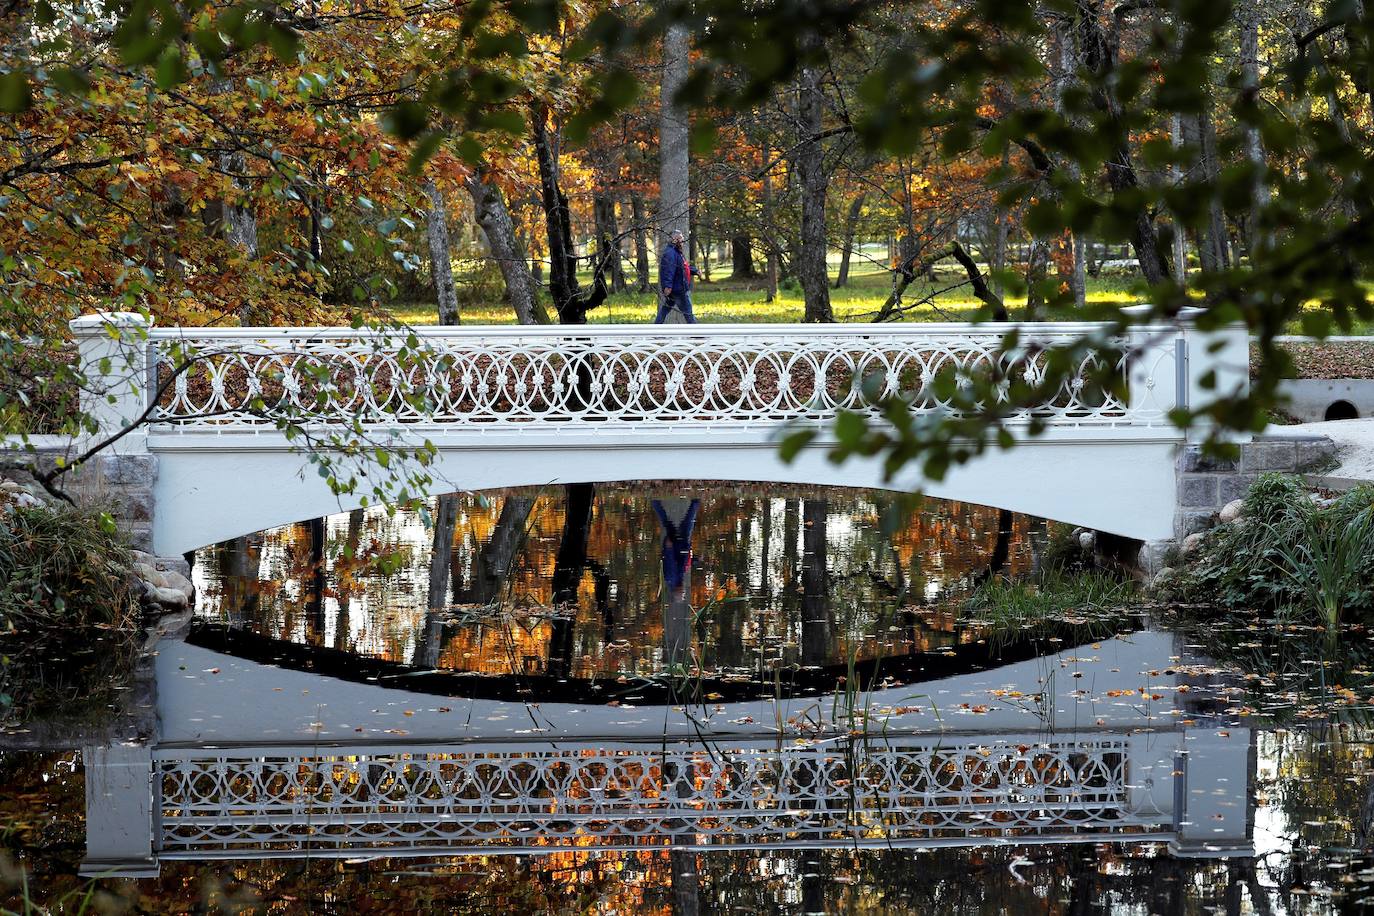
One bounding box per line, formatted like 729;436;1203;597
1174;434;1338;539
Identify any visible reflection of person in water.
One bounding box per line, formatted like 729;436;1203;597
653;498;700;667
653;498;699;592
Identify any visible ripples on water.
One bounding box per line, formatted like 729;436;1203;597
5;484;1374;913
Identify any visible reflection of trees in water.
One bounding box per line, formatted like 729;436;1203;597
304;516;327;646
196;484;1044;680
548;483;595;678
801;499;830;667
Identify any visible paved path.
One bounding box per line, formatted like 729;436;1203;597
1284;418;1374;485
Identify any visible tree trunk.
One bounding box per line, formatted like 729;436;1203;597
594;192;627;293
221;157;259;263
220;151;259;325
304;517;326;646
465;169;550;325
532;107;606;325
730;235;755;279
1169;114;1189;279
418;492;460;667
800;499;830;665
797;40;834;322
696;235;712;281
630;192;651;292
1181;113;1229;273
423;180;460;326
1053;28;1087;307
834;193;865;289
462;496;536;605
658;23;691;243
1239;0;1269;257
991;211;1009;298
1073;1;1170;283
548;483;595;678
899;188;918;267
1025;238;1049;317
1199;109;1231;269
336;510;362;651
761;147;779;303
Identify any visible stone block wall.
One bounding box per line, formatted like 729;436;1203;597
9;444;158;552
1174;434;1337;538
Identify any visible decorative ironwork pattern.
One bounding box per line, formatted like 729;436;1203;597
154;737;1168;855
147;324;1180;432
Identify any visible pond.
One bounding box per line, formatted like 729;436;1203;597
6;483;1374;913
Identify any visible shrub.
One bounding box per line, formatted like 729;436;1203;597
0;503;140;722
1163;475;1374;622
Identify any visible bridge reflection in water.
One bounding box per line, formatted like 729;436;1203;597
81;629;1254;875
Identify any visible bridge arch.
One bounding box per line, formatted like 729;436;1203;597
150;429;1180;554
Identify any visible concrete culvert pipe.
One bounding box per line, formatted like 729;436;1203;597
1325;399;1360;421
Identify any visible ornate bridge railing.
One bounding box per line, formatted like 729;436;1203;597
124;322;1195;434
151;736;1170;857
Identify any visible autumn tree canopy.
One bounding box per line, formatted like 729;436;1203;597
6;0;1374;485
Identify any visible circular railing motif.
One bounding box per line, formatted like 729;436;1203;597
147;326;1173;431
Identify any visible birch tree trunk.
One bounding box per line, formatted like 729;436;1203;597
465;169;550;325
797;39;834;322
423;179;460;326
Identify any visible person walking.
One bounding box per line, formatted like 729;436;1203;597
656;229;698;324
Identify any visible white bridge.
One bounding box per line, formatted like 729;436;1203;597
70;312;1250;555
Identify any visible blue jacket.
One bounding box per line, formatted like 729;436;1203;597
659;243;688;294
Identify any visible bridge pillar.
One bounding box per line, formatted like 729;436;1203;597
70;312;154;438
61;313;160;549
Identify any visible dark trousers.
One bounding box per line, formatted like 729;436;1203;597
654;291;697;324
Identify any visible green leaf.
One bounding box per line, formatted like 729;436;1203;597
155;47;188;89
778;429;816;463
834;410;867;447
0;71;32;113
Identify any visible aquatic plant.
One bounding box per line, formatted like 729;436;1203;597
1270;508;1374;629
963;570;1139;629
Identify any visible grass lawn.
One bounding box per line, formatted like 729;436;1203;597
388;262;1147;326
385;256;1374;338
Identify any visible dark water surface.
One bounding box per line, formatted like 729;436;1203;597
6;483;1374;913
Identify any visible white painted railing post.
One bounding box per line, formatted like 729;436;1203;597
1122;305;1180;420
70;311;153;438
80;742;158;877
1178;308;1252;444
1168;727;1255;858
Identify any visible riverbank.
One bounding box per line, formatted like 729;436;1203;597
1283;417;1374;486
